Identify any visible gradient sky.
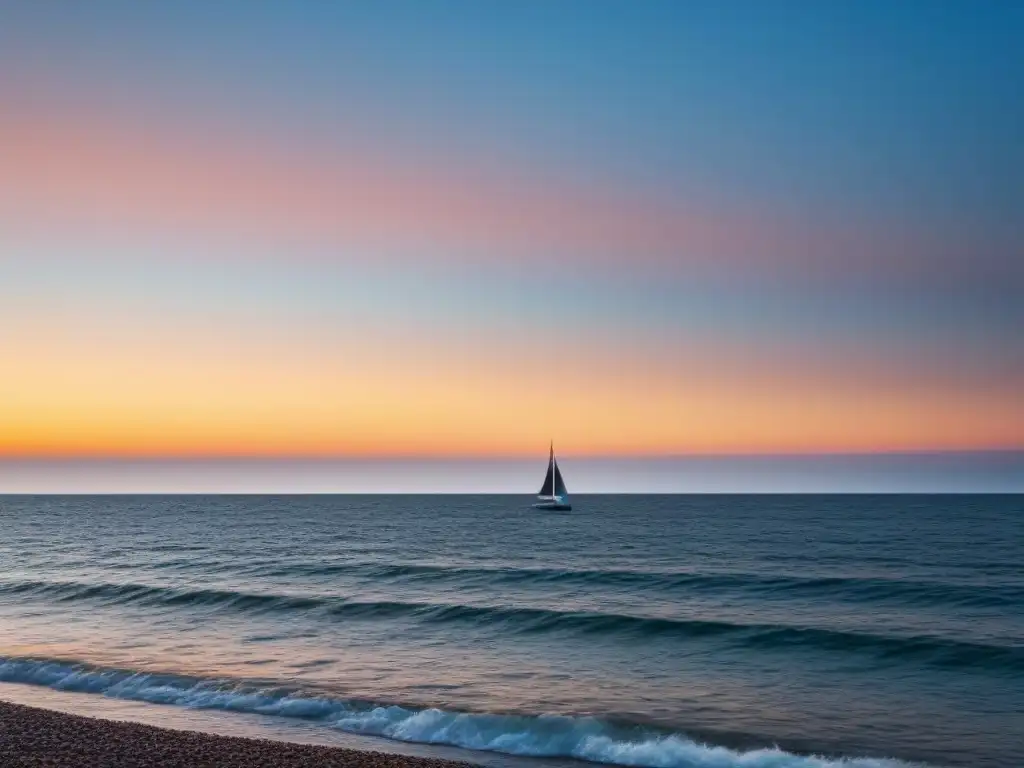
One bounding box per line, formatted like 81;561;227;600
1;0;1022;460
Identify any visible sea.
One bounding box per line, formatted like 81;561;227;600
0;494;1021;768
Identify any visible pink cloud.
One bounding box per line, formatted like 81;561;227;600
0;102;1006;285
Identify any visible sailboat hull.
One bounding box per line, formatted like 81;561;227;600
533;501;572;511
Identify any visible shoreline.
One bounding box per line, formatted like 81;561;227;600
0;699;475;768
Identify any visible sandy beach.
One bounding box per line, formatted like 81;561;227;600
0;699;474;768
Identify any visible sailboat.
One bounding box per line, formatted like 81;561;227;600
534;441;571;510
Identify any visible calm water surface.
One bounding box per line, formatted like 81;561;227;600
0;495;1021;768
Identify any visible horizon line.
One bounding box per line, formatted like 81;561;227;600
0;491;1019;497
2;448;1022;462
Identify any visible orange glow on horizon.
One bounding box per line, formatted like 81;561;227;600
2;320;1020;460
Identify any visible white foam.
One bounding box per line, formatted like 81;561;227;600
0;657;919;768
326;706;911;768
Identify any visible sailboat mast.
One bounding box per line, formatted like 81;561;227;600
550;440;555;497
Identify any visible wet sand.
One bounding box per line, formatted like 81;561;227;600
0;699;474;768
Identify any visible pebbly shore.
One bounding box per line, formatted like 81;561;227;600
0;699;476;768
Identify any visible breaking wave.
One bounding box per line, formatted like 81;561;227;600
0;656;919;768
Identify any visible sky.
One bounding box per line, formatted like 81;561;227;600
1;1;1022;473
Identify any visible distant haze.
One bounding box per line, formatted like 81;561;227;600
2;453;1021;494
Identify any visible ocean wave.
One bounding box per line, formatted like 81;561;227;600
0;656;919;768
223;561;1024;609
1;579;1020;671
14;558;1023;610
